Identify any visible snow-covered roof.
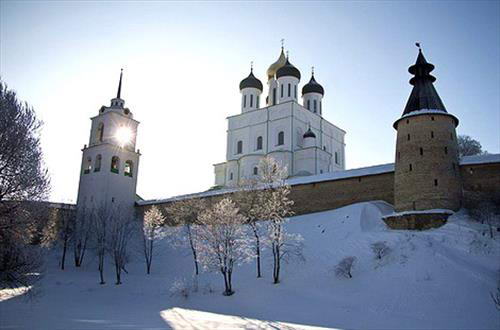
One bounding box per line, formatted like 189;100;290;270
138;153;499;207
459;153;500;165
382;209;454;219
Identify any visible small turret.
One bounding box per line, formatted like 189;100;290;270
303;126;316;148
239;63;263;113
302;67;324;115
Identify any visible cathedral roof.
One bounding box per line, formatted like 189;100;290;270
402;47;447;116
276;58;301;80
302;73;324;96
267;48;287;80
303;127;316;138
239;70;263;91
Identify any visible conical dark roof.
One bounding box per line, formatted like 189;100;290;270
402;49;446;115
276;58;301;80
303;127;316;138
302;74;324;96
239;70;263;91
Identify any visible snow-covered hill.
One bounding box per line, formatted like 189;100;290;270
1;202;499;329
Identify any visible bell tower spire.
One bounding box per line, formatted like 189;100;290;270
117;68;123;99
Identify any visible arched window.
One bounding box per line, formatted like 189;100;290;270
288;83;291;97
84;157;92;174
294;85;297;98
253;167;258;175
229;172;233;180
335;152;339;164
273;88;277;105
307;100;310;110
256;95;260;108
280;84;283;98
313;100;317;113
236;140;243;154
97;122;104;142
94;154;102;172
124;160;133;177
256;136;263;150
277;131;284;146
243;95;247;107
250;94;253;107
111;156;120;174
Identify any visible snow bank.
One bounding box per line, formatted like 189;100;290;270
2;201;499;329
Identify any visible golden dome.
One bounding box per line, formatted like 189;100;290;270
266;48;287;80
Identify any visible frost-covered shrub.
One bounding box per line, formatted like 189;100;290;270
335;256;356;279
169;278;190;299
371;241;391;260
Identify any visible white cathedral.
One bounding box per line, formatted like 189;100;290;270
76;48;346;212
213;47;346;187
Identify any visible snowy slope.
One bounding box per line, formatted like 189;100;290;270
1;201;499;329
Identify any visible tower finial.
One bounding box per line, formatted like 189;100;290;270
286;50;289;59
281;38;285;50
117;68;123;99
250;61;253;73
415;42;421;51
311;66;315;76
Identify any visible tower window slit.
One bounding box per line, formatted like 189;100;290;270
253;167;258;175
250;94;253;107
409;163;412;171
419;147;423;156
314;100;317;112
294;85;297;98
244;95;247;107
273;88;277;105
288;83;291;97
407;134;410;141
431;116;435;121
256;136;263;150
256;95;260;108
406;119;409;124
434;179;438;186
431;131;434;138
280;84;283;98
236;140;243;154
444;146;448;154
277;131;284;146
307;100;310;110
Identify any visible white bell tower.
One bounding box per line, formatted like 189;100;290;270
76;69;141;217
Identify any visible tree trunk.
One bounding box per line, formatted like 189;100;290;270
115;261;122;285
251;224;261;278
187;225;199;275
61;237;67;270
98;254;105;285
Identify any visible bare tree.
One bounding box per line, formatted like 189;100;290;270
464;191;500;239
43;206;75;270
0;80;50;293
233;179;266;278
458;135;485;158
335;256;356;279
255;157;298;284
371;241;391;260
107;206;135;285
195;198;252;296
142;205;165;274
73;205;91;267
166;198;206;276
91;203;109;285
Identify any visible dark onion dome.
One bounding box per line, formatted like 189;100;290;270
276;58;301;80
239;70;263;91
303;127;316;138
402;48;446;116
302;74;324;96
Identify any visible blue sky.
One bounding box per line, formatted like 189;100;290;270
1;1;499;202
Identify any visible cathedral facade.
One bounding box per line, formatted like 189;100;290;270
213;48;346;187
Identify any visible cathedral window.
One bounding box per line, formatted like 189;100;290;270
253;167;258;175
250;94;253;107
288;84;291;97
237;140;243;154
307;100;310;110
84;157;92;174
124;160;133;177
256;136;263;150
111;156;120;174
229;172;233;180
335;152;339;164
277;131;284;146
97;122;104;142
314;100;317;113
244;95;247;107
94;154;102;172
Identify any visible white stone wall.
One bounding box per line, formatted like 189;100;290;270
215;100;346;185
